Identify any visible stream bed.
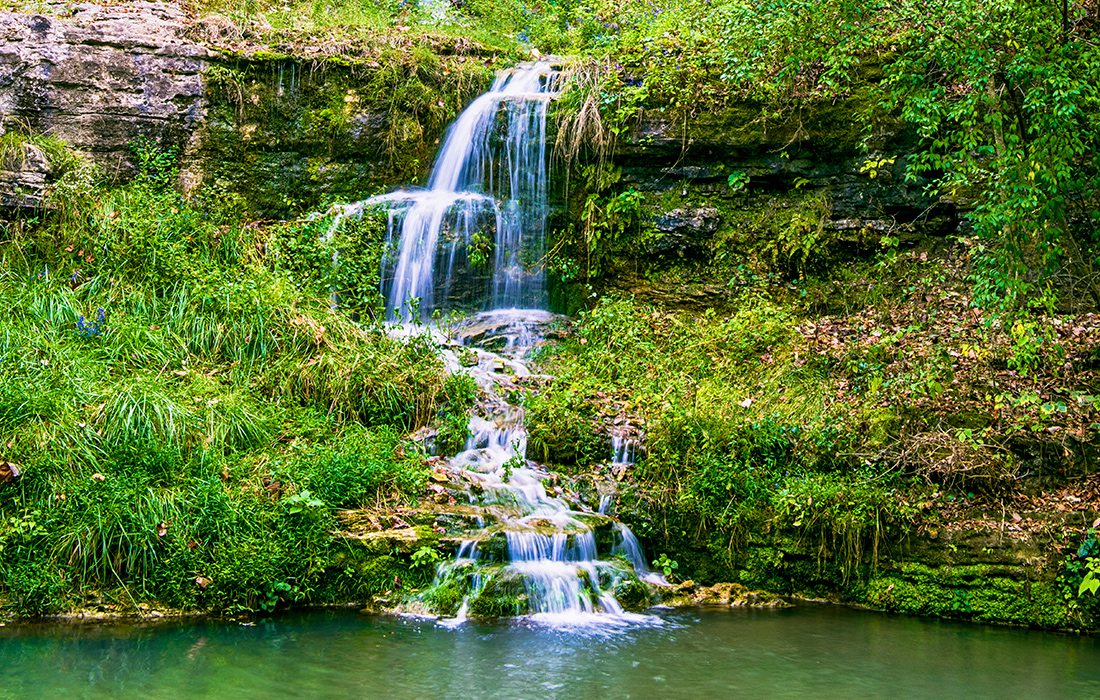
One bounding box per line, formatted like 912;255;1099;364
2;606;1098;698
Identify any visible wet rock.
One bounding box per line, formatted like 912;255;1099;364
467;569;529;617
662;580;792;608
608;577;655;610
648;207;721;255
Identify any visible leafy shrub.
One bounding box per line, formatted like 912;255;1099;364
434;372;478;455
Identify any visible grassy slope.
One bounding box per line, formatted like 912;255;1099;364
525;241;1100;626
0;0;519;620
0;146;478;618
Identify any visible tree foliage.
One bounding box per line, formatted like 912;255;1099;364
536;0;1100;308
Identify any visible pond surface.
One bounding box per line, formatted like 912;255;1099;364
2;605;1098;699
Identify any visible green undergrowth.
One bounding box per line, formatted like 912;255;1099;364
527;293;916;582
0;144;474;618
527;242;1100;627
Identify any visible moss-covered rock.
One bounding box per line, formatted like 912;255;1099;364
191;53;494;217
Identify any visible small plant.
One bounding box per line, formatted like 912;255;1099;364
1074;531;1100;597
652;553;679;577
859;155;896;179
501;449;525;483
411;545;442;572
948;588;972;614
402;295;423;323
1006;318;1059;378
727;170;750;192
259;580;304;613
131;136;179;189
468;231;494;270
0;510;47;554
284;490;325;514
1079;561;1100;597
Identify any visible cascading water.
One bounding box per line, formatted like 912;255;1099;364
344;62;660;626
415;312;658;626
611;434;638;469
337;63;558;321
605;433;665;585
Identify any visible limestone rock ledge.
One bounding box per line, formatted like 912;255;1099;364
0;1;213;173
661;580;792;609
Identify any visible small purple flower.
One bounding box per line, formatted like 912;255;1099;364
76;306;107;339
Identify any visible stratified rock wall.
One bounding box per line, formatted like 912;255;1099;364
0;2;212;171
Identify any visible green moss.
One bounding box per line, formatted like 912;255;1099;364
346;554;412;596
859;563;1074;629
197;55;493;217
420;577;467;616
679;88;876;153
468;573;529;617
607;574;655;610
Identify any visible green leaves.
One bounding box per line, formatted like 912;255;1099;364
411;545;442;571
873;0;1100;309
1078;573;1099;597
727;170;750;192
652;553;679;577
284;489;325;515
571;0;1100;310
1077;546;1100;597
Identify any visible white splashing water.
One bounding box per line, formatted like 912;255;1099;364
605;435;666;585
332;63;560;321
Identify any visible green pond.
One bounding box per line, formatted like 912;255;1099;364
1;606;1098;699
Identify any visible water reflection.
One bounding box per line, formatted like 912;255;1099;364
2;606;1099;699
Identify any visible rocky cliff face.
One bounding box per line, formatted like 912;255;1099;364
0;2;211;172
578;93;960;308
617;95;954;236
0;1;495;215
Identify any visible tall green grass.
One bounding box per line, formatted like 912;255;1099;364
0;143;462;617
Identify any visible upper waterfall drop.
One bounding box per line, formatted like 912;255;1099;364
350;62;561;322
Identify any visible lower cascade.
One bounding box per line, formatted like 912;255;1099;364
402;311;662;626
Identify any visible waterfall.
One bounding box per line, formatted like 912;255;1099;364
338;62;559;322
342;61;662;626
610;434;637;467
